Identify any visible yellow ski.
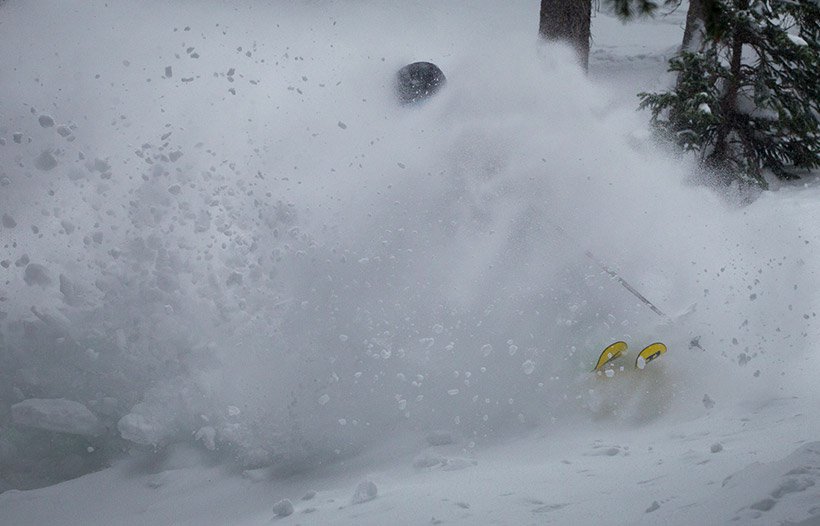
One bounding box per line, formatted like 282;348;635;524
593;341;628;371
635;342;667;369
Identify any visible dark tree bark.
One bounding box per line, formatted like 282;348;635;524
681;0;705;51
539;0;592;71
708;8;746;181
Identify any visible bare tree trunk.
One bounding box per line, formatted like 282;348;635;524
709;18;745;180
539;0;592;72
681;0;706;51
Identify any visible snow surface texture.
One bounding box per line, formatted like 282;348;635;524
1;0;819;524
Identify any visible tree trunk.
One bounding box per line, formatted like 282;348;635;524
539;0;592;72
709;23;744;179
681;0;706;51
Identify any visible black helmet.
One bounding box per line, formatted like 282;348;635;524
395;61;446;104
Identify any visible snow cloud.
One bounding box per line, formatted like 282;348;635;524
0;0;816;489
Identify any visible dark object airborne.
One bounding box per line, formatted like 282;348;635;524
395;61;446;104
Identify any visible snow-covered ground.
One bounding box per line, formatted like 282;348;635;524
1;1;819;524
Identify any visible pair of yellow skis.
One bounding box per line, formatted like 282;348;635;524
593;341;667;372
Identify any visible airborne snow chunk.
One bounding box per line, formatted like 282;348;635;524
441;457;478;471
30;306;71;334
272;499;294;517
24;263;51;286
38;115;55;128
413;453;445;469
1;213;16;228
351;479;378;504
195;426;217;450
703;394;715;409
301;490;317;501
59;274;83;305
118;411;169;446
426;430;455;446
12;398;101;436
34;150;58;171
522;360;536;375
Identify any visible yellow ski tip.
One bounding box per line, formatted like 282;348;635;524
635;342;667;369
593;341;628;371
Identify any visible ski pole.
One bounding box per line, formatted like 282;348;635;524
550;222;705;351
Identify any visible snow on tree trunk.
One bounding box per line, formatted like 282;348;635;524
539;0;592;71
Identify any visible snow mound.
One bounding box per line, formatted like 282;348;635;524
723;441;820;524
117;411;170;446
351;479;378;504
11;398;101;437
272;498;294;518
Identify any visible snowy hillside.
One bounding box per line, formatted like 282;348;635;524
1;1;819;524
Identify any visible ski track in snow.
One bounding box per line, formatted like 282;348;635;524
1;1;820;525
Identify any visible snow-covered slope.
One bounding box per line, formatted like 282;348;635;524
1;1;819;524
2;388;820;525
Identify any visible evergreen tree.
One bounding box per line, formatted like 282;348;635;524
639;0;820;188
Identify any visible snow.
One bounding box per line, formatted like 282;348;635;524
23;263;51;286
271;498;294;517
1;213;16;228
11;399;101;437
351;479;378;504
37;115;54;128
2;405;820;524
117;412;168;446
0;0;819;524
788;33;808;47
